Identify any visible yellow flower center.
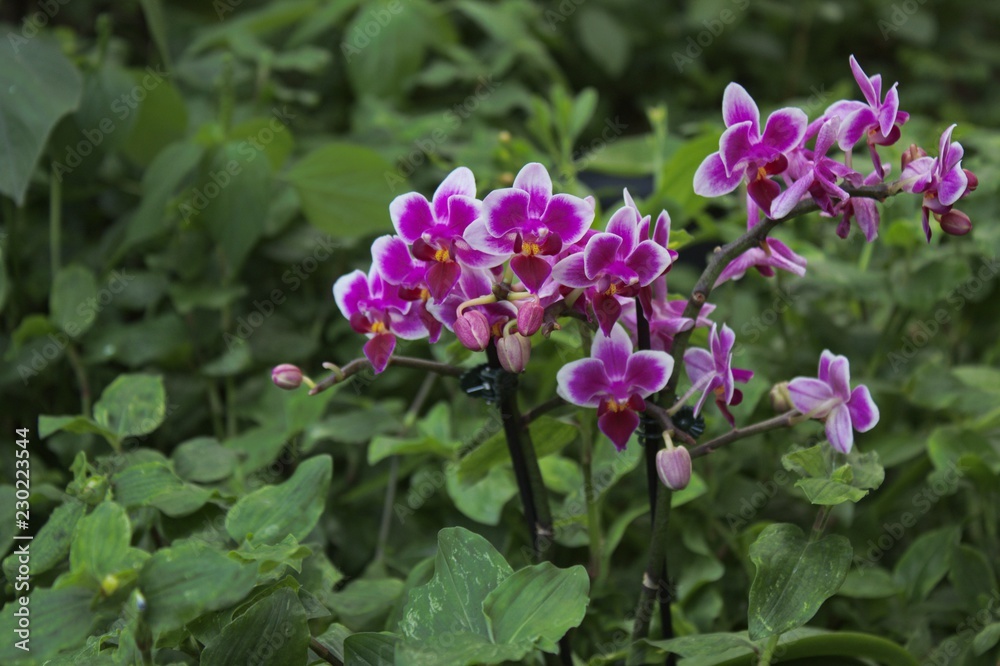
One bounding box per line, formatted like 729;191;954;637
606;398;629;413
604;283;619;296
434;247;450;262
522;241;542;256
419;288;430;302
756;166;768;181
371;321;387;333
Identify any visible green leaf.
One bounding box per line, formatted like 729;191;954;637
172;437;238;483
201;587;310;666
125;141;203;249
368;434;454;465
576;8;630;77
2;500;84;581
139;541;257;632
483;562;589;647
93;374;167;440
50;264;99;336
747;523;853;640
445;465;517;526
838;567;900;599
0;585;95;661
199;141;273;277
111;461;212;517
69;501;131;580
230;117;295;170
344;632;399;666
38;415;116;443
395;632;533;666
119;71;186;167
285;142;402;238
948;544;998;610
231;535;312;583
645;632;755;658
782;445;828;478
893;526;960;602
457;416;577;483
329;578;405;628
226;454;333;545
138;0;172;67
399;527;512;641
0;33;83;204
972;622;1000;656
795;478;869;505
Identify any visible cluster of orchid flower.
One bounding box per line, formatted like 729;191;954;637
272;55;974;491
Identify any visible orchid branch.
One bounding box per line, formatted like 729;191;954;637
309;356;464;395
688;409;801;459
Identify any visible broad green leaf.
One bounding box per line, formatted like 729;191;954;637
112;461;212;517
782;445;828;478
172;437;238;483
483;562;589;647
972;622;1000;656
138;0;172;67
2;500;84;581
125;141;203;249
38;415;116;443
285;142;402;238
229;117;295;170
119;71;187;167
748;523;853;640
329;578;405;628
93;374;167;440
395;632;533;666
457;416;577;483
200;141;273;277
567;87;598;143
69;501;130;580
399;527;512;641
445;464;517;526
50;265;99;336
139;541;257;632
344;632;399;666
368;434;454;465
838;567;900;599
645;632;755;658
201;588;310;666
0;586;95;661
795;478;869;505
226;454;332;544
231;535;312;582
893;526;960;602
948;544;998;610
0;33;83;204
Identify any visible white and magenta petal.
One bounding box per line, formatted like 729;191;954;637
605;205;640;257
513;162;553;218
770;171;815;219
849;55;878;108
847;385;879;432
879;84;900;137
624;350;674;397
627;241;672;286
788;376;836;417
938;166;969;207
333;270;370;319
827;355;852;401
445;194;482;235
838;107;877;151
464;218;518;255
720;121;756;175
592;324;633;379
556;358;611;408
824;403;854;454
541;193;595;246
550;253;594;289
760;108;808;154
389;192;435;243
694;152;745;197
817;349;836;383
722;82;760;133
371;235;417;285
584;233;623;280
431;166;476;222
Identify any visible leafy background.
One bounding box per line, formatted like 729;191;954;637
1;0;999;664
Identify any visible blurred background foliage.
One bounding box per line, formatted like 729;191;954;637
1;0;999;663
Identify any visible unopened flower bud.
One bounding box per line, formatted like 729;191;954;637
497;332;531;373
963;169;978;193
770;381;793;413
656;446;692;491
455;309;491;351
517;299;544;336
900;144;927;170
272;364;303;390
939;209;972;236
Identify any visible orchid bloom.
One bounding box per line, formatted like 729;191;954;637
333;266;428;373
900;124;974;241
551;203;672;335
787;350;879;453
621;298;716;353
831;169;883;242
389;167;502;301
465;162;595;292
556;324;674;450
772;117;856;219
682;323;753;425
826;55;909;177
714;238;807;287
694;83;808;215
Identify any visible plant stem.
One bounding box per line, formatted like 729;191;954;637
521;395;567;425
65;344;91;415
486;342;553;562
50;165;61;279
310;355;463;394
580;414;602;579
309;637;344;666
626;484;673;666
759;635;780;666
687;410;800;459
709;632;918;666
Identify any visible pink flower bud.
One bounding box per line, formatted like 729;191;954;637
516;299;544;336
900;144;927;170
939;209;972;236
963;169;978;194
272;364;303;390
497;332;531;373
770;382;793;413
454;310;490;351
656;446;692;491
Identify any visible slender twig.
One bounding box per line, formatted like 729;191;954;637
309;637;344;666
310;355;464;394
688;410;801;459
521;395;567;425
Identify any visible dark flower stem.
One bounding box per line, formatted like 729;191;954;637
486;342;553;562
310;355;463;394
628;182;902;662
309;637;344;666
